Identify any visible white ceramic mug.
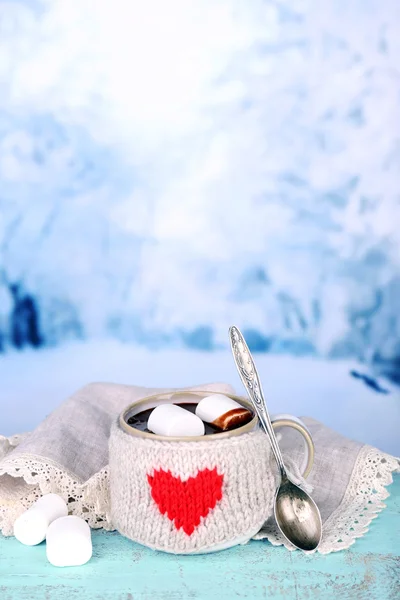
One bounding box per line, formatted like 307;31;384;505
109;390;314;554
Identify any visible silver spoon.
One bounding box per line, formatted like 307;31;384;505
229;326;322;551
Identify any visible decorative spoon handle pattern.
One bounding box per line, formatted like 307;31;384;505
229;325;286;478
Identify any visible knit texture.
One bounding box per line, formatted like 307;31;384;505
147;468;224;536
109;419;276;554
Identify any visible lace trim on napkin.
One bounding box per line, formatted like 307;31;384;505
0;443;112;536
252;445;400;553
1;436;399;551
0;438;310;538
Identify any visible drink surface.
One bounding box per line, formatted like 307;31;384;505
127;403;252;435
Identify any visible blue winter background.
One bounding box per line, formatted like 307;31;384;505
0;0;399;454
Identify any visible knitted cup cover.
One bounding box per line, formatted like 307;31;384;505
109;420;276;554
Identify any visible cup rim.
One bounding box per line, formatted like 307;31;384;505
119;390;258;442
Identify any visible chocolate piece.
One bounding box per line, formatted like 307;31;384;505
212;408;253;431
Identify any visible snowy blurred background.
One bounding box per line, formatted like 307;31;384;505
0;0;399;453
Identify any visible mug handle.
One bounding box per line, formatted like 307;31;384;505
271;414;314;479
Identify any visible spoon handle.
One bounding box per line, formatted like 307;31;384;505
229;326;287;478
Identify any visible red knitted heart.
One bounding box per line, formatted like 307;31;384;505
147;467;224;536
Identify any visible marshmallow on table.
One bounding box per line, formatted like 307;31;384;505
13;493;68;546
148;404;205;437
195;394;253;431
46;516;92;567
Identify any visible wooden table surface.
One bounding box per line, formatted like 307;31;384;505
1;475;399;600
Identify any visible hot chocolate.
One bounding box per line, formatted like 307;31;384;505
127;402;253;435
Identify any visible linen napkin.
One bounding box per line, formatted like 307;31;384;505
0;382;398;554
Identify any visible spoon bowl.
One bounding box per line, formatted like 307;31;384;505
229;325;323;552
275;477;322;551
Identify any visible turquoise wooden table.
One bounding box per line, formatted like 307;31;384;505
1;476;399;600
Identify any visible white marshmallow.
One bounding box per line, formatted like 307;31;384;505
148;404;205;437
46;516;92;567
13;493;68;546
196;394;243;423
